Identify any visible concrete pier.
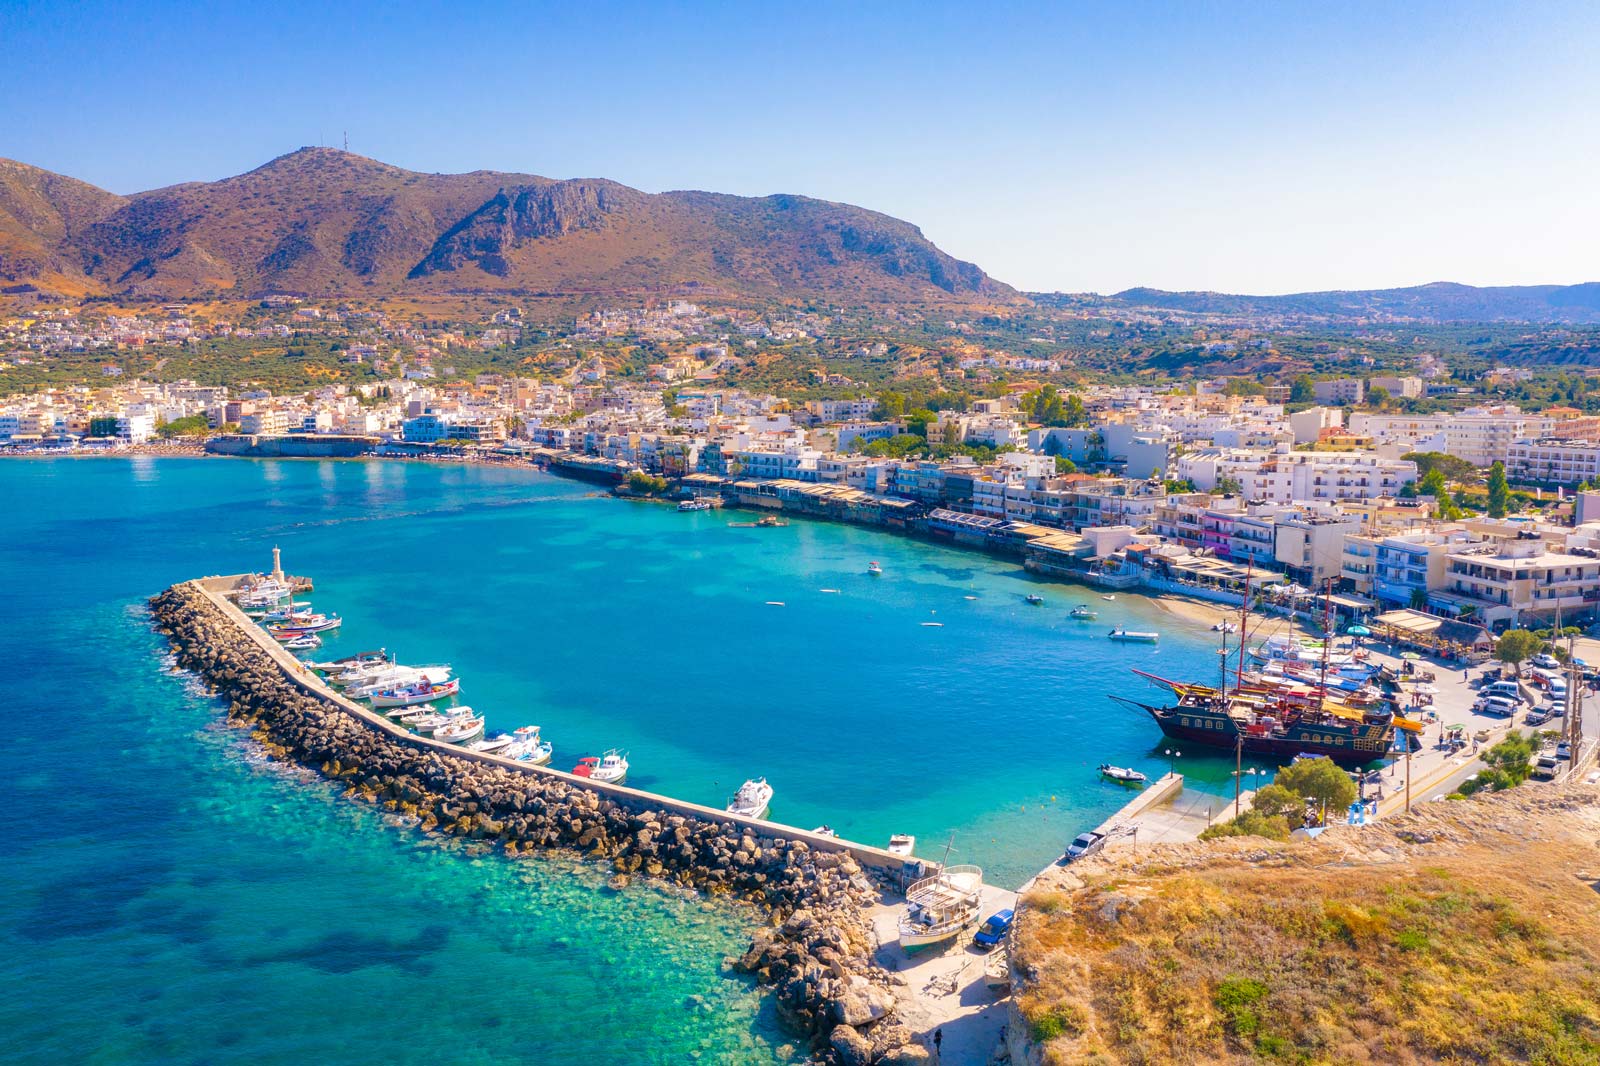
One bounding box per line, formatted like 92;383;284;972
196;572;914;876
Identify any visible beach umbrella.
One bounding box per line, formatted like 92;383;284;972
1400;651;1422;660
1346;624;1371;636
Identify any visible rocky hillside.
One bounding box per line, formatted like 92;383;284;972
1010;784;1600;1065
0;148;1013;303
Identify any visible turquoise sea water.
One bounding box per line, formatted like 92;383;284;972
1;457;1238;1064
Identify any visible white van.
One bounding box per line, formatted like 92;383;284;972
1482;680;1523;702
1478;695;1520;717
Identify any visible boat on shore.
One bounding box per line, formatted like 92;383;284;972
726;777;774;819
1098;764;1148;785
1108;627;1159;643
898;864;984;949
572;749;629;785
1069;604;1097;620
504;725;554;765
369;678;460;708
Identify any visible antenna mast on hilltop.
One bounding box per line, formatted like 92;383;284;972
344;131;349;152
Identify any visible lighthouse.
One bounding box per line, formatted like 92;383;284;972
271;546;285;585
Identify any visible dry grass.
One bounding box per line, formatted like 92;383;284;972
1014;785;1600;1065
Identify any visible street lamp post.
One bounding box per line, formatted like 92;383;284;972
1164;748;1180;780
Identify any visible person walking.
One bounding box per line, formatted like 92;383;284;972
934;1028;943;1060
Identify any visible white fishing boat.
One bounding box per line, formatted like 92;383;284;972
867;561;883;576
261;601;314;622
1108;627;1159;643
898;864;984;949
503;725;554;765
434;713;486;745
677;498;714;512
887;834;916;857
283;634;322;650
1098;764;1148;785
468;733;515;756
726;777;773;819
572;749;628;784
269;614;341;637
1069;604;1097;620
369;678;460;708
399;709;456;734
345;666;452;698
308;649;387;673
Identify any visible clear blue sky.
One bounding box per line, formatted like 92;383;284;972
4;0;1596;294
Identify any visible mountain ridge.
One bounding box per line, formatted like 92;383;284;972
1069;279;1600;323
0;147;1013;303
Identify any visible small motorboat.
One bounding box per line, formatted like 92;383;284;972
369;678;461;708
1069;604;1097;620
1212;621;1239;633
468;733;515;756
887;833;916;857
677;498;714;512
1099;764;1149;785
572;749;628;785
284;634;322;650
434;713;486;745
504;725;553;765
1108;627;1159;643
867;562;883;576
1101;594;1116;602
1025;594;1044;606
921;622;944;628
810;825;837;838
726;777;774;819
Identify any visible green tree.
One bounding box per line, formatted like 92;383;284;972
1198;809;1291;842
1496;629;1541;674
1402;451;1478;484
872;391;906;420
1289;375;1316;405
1062;393;1088;427
903;408;937;438
1367;385;1391;409
1055;456;1077;474
1275;757;1356;820
1248;783;1302;820
156;414;212;438
1217;476;1244;495
1486;460;1510;518
1457;731;1536;795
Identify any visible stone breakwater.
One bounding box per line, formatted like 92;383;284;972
149;581;922;1065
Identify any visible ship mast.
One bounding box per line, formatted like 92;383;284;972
1235;560;1253;690
1317;578;1335;708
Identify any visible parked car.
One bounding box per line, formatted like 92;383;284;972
1477;696;1520;717
1531;653;1561;671
973;908;1016;948
1064;830;1107;863
1532;754;1560;780
1524;707;1554;727
1482;681;1523;702
1557;741;1573;761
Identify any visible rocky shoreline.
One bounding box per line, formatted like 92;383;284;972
150;580;923;1064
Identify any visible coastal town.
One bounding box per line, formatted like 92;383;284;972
11;299;1600;646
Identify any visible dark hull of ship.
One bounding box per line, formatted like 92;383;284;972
1147;717;1381;767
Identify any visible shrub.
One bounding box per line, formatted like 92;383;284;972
1215;976;1269;1039
1028;1003;1086;1043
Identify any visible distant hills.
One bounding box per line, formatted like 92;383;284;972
0;148;1012;303
1080;281;1600;324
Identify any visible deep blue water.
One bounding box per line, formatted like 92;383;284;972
0;457;1236;1064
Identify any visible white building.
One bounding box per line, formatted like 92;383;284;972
1506;438;1600;486
1177;447;1416;503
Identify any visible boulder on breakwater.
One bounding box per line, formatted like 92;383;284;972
149;581;912;1062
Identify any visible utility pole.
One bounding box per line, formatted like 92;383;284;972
1567;632;1584;777
1404;739;1412;813
1234;732;1243;816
